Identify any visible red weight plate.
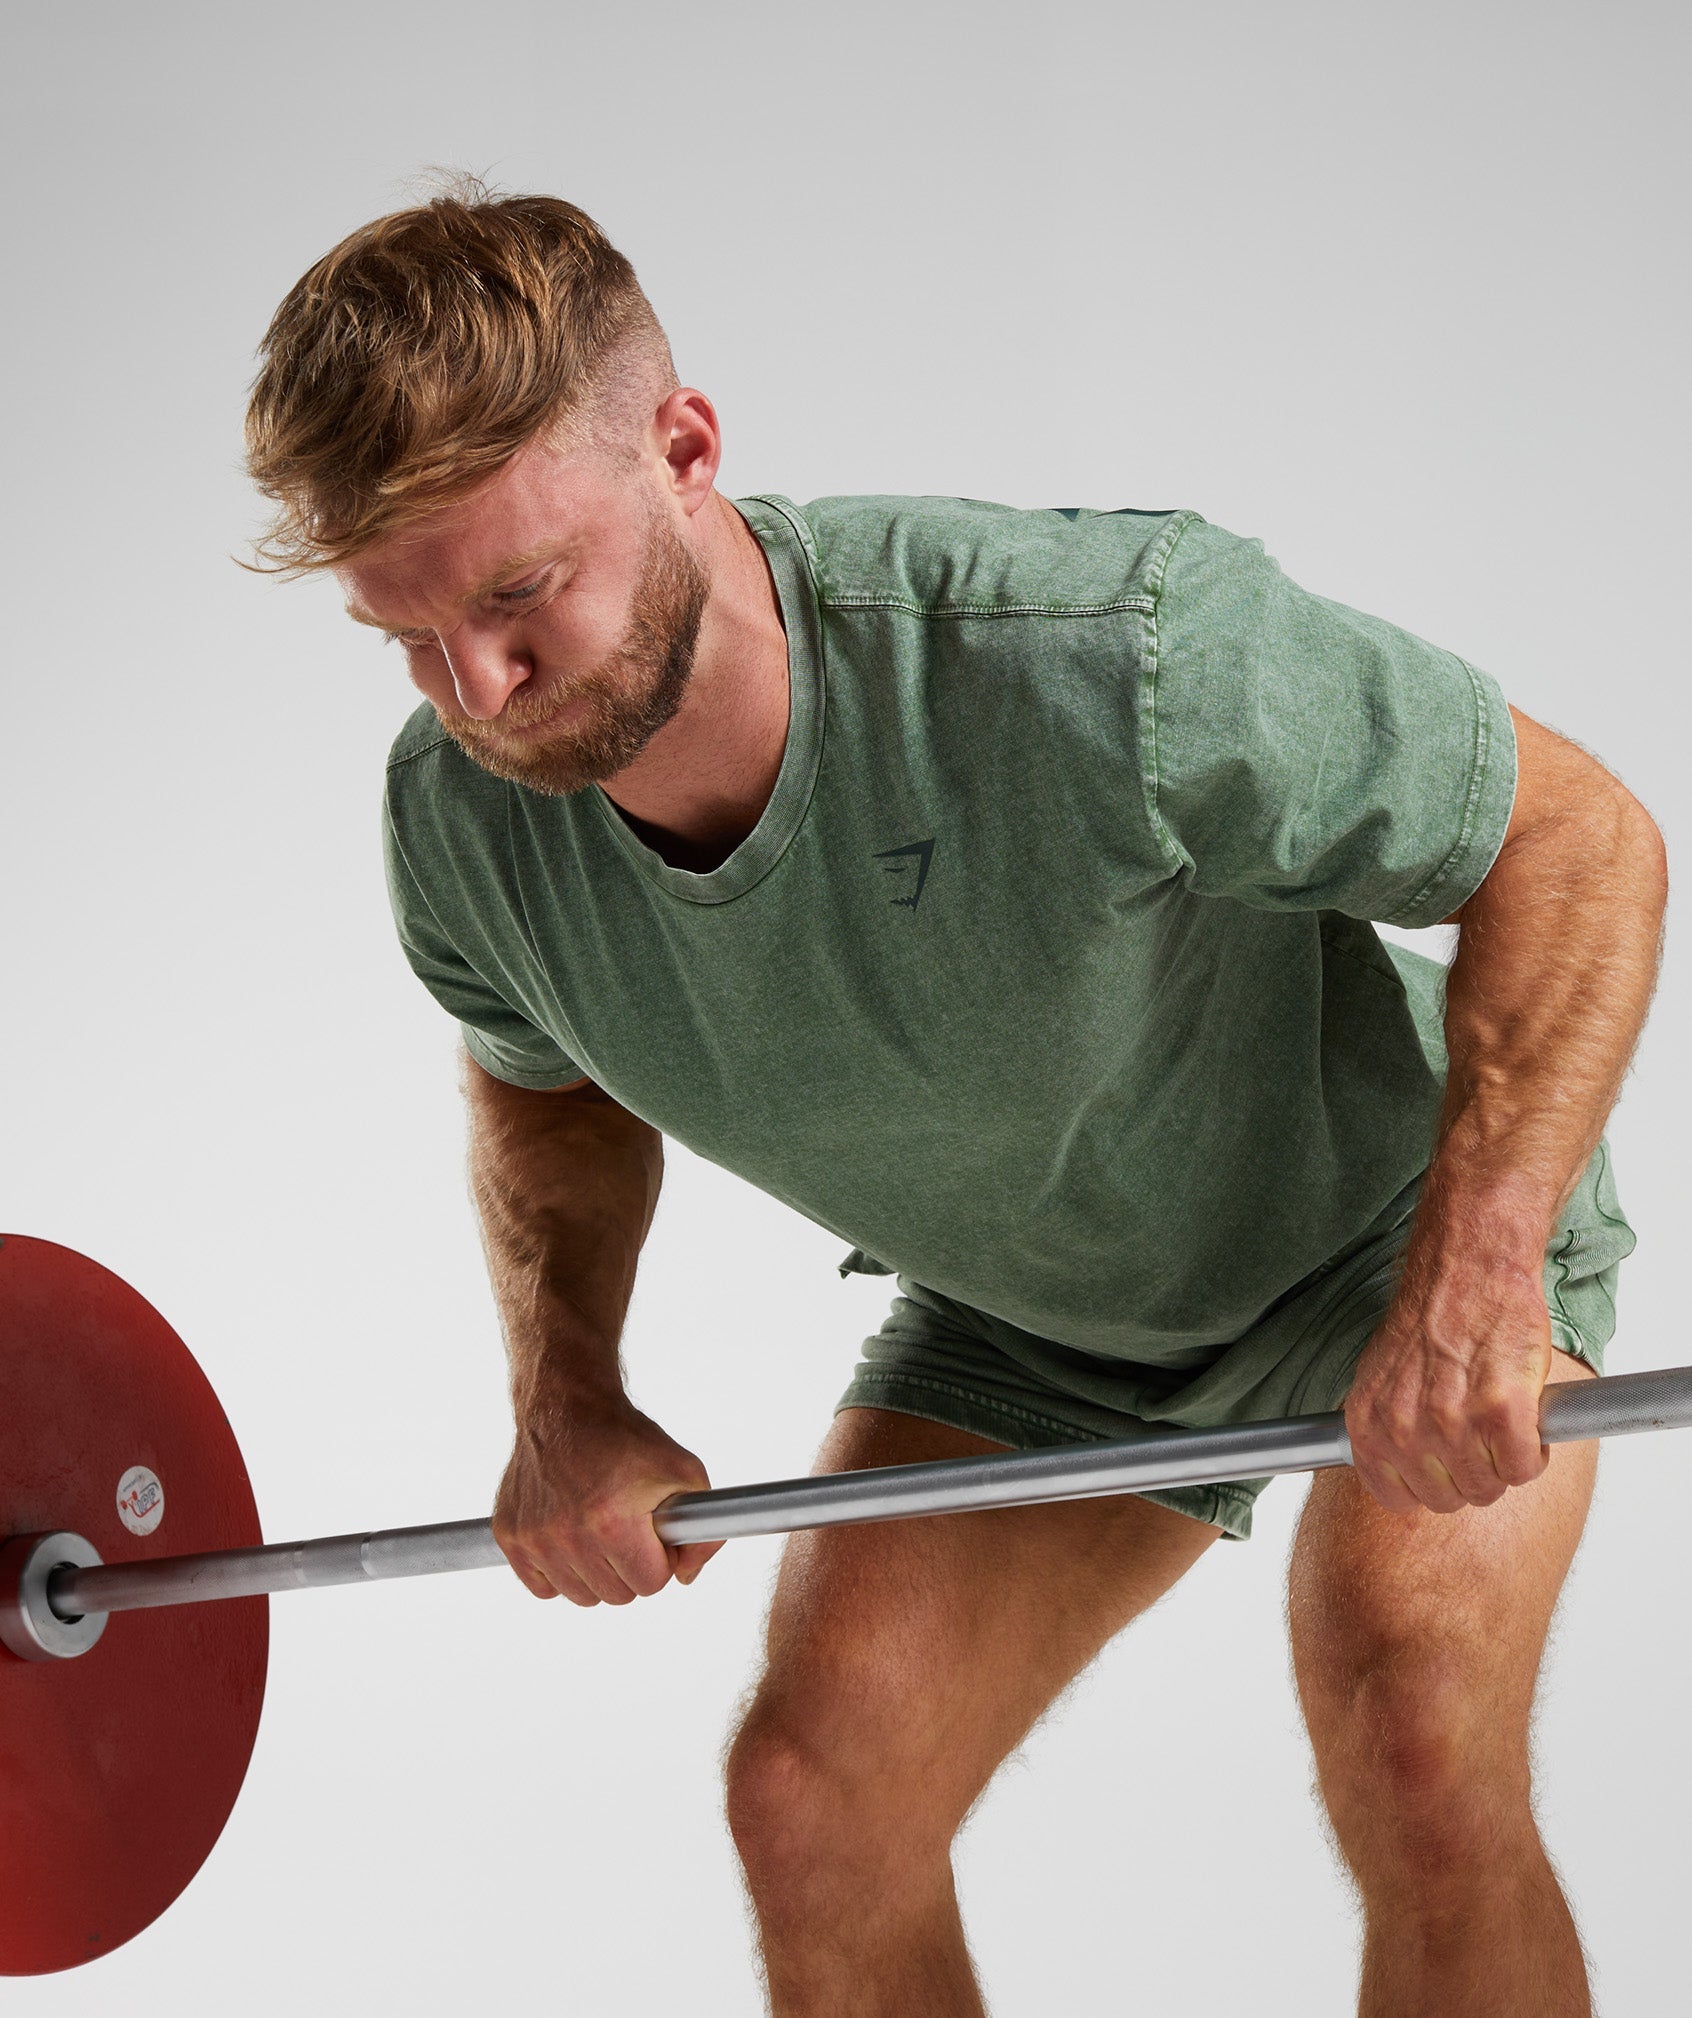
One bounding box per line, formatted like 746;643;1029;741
0;1234;266;1974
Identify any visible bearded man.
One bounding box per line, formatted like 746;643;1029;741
245;183;1665;2018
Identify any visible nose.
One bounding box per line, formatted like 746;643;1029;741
439;628;532;720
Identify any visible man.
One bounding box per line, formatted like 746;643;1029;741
246;184;1665;2016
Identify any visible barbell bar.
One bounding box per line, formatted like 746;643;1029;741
32;1361;1692;1632
4;1231;1690;1977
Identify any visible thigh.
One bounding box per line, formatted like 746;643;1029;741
1289;1350;1599;1772
745;1406;1220;1828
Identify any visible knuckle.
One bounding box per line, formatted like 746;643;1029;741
1379;1407;1423;1450
1355;1465;1411;1512
1425;1403;1470;1444
1416;1472;1463;1512
1479;1394;1533;1439
510;1563;555;1599
1447;1462;1502;1505
579;1497;631;1542
1347;1420;1393;1466
1498;1448;1546;1488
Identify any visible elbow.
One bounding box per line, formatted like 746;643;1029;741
1457;767;1668;933
1618;787;1669;914
1564;747;1668;914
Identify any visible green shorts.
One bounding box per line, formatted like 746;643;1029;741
836;1141;1635;1539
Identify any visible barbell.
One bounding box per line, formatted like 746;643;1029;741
3;1231;1689;1976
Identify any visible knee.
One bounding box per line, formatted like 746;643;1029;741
1359;1665;1476;1808
1316;1654;1525;1865
724;1692;950;1893
722;1704;830;1878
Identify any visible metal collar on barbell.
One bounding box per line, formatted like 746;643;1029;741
0;1531;107;1660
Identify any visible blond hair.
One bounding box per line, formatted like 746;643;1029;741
244;176;675;575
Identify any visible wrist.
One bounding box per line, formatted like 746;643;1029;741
506;1332;628;1423
1399;1171;1553;1296
1422;1096;1582;1229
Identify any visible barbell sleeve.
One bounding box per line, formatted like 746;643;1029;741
50;1518;509;1616
47;1364;1692;1623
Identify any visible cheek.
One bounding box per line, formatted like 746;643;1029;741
402;647;455;706
536;563;637;662
529;606;599;669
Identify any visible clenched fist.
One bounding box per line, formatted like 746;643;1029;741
492;1393;723;1606
1344;1261;1553;1516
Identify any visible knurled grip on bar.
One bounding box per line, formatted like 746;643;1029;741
1538;1365;1692;1443
45;1364;1692;1622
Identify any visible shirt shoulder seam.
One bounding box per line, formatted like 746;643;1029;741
750;494;1188;618
817;593;1155;619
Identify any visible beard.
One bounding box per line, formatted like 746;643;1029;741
435;509;710;796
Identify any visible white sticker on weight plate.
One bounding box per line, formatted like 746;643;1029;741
116;1465;165;1536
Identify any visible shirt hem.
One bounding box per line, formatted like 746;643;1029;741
461;1028;586;1090
1380;658;1518;927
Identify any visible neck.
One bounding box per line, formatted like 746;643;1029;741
598;492;790;867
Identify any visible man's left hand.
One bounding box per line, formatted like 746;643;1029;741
1344;1263;1554;1515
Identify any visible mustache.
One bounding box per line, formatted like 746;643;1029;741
492;681;569;731
456;667;582;737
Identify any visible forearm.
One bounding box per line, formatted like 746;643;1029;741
1405;715;1666;1287
466;1058;719;1604
1349;713;1665;1512
464;1055;664;1413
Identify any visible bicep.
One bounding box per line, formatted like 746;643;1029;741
1444;706;1660;920
462;1050;657;1160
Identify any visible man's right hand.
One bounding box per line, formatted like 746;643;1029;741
491;1392;723;1606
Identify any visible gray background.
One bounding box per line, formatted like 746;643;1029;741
2;2;1685;2009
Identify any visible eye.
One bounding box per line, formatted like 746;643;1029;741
381;628;435;649
491;561;574;617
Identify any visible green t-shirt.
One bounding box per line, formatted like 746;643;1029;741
383;497;1516;1366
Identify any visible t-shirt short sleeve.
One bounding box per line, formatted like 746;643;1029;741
382;799;586;1090
1146;517;1517;925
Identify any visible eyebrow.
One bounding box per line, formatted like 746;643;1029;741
343;542;568;632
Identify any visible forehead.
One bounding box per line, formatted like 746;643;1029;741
337;436;627;618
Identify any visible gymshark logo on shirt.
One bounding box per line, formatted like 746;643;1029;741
874;839;936;910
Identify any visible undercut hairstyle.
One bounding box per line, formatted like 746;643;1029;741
243;175;677;575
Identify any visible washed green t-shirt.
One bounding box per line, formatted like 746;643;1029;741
383;496;1516;1366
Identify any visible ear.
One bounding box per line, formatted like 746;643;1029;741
654;387;722;515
